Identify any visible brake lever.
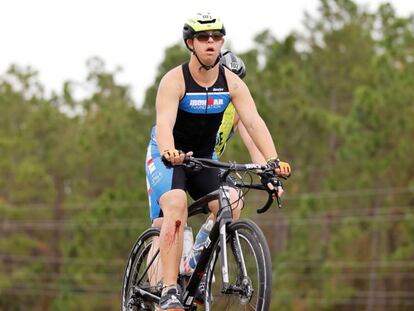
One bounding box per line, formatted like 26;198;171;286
276;192;282;208
272;177;283;208
259;173;284;210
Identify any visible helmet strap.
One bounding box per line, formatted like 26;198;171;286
193;49;221;71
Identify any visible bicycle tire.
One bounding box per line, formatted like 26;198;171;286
121;227;161;311
204;219;272;311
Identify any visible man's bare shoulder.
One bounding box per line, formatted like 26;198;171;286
159;65;185;95
161;65;184;84
223;67;246;94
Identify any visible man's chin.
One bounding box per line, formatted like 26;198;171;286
201;56;217;66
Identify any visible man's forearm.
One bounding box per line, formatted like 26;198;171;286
238;121;266;164
246;117;278;161
155;124;175;154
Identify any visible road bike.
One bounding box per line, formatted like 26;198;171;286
121;157;285;310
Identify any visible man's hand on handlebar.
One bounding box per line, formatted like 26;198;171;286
162;149;193;166
267;157;291;178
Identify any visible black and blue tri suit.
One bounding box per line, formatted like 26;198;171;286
145;62;231;221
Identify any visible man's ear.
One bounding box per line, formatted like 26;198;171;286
187;38;194;51
220;38;225;48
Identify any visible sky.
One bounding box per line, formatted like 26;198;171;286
1;0;413;106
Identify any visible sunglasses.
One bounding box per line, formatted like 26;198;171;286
194;31;224;42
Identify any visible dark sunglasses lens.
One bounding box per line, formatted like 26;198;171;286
211;32;224;40
195;31;223;41
196;33;210;41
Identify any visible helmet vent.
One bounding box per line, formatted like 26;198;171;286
198;18;216;24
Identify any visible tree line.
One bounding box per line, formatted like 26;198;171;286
1;1;414;310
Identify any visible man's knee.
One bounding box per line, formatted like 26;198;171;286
208;187;243;216
229;188;243;217
159;190;187;218
230;187;243;205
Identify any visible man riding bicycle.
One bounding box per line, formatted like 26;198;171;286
147;50;273;227
146;51;275;307
145;12;291;311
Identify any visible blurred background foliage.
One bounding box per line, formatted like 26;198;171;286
1;1;414;310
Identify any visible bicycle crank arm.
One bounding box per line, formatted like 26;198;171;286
221;283;254;298
130;286;160;304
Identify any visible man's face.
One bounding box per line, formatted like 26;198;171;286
190;30;224;63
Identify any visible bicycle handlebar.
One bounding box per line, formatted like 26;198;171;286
162;155;285;212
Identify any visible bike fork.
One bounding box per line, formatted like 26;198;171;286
232;230;248;277
219;221;229;287
220;228;250;294
218;186;232;289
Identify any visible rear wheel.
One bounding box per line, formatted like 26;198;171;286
204;219;272;311
121;228;162;311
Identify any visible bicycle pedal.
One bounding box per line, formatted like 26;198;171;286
127;298;138;310
127;294;150;310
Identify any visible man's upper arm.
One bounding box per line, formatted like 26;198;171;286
155;70;183;129
227;73;260;129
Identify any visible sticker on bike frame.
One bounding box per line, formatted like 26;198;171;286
205;237;212;248
185;296;194;305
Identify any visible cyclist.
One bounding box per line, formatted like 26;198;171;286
146;51;269;307
145;12;291;311
147;50;267;228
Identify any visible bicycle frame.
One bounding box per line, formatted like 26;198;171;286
126;157;282;309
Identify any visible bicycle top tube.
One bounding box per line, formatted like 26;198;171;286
187;190;219;218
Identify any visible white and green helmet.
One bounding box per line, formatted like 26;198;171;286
183;13;226;50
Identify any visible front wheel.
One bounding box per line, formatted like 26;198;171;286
204;219;272;311
121;227;162;311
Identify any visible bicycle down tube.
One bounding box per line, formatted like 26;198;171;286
182;184;234;307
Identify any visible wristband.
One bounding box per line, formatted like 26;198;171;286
266;156;280;164
267;157;280;169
